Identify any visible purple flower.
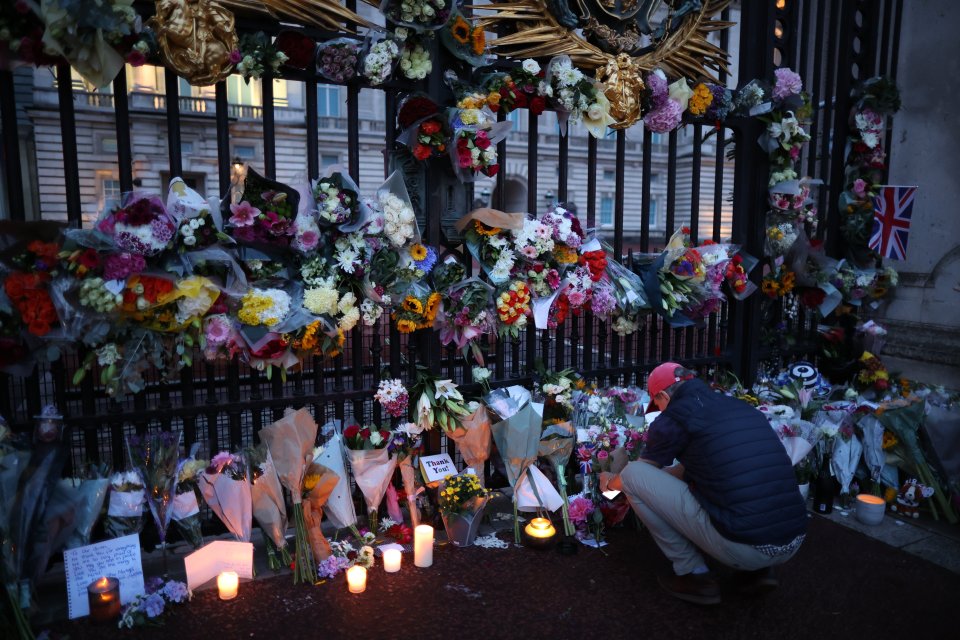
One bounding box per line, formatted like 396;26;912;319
144;576;164;594
646;72;669;109
142;593;165;618
643;99;683;133
230;49;242;64
773;68;803;100
853;178;868;198
162;580;189;604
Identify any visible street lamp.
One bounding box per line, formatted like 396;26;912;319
544;189;554;209
230;156;246;183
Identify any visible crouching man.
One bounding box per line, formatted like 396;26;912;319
600;363;807;605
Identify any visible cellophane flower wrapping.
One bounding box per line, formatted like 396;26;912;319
381;0;451;31
64;476;109;549
458;208;525;285
316;38;360;83
95;192;176;257
105;470;145;539
247;444;291;569
345;445;397;533
259;407;319;584
538;421;576;535
199;452;252;542
223;166;299;249
448;106;512;183
126;430;182;546
316;423;359;531
449;403;493;487
302;462;340;562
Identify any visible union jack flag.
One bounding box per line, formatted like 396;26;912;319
869;185;917;261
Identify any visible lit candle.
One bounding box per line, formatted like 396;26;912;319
524;517;557;549
346;565;367;593
414;524;434;568
217;571;239;600
856;493;886;526
383;549;402;573
87;576;120;623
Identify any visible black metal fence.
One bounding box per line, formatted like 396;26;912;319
0;1;902;471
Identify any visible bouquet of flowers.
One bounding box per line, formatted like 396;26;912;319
375;378;410;418
63;468;110;550
435;277;495;364
245;444;292;570
378;171;419;248
604;254;648;334
317;38;360;83
199;451;252;542
438;472;490;546
167;178;230;251
481;59;548;115
459;210;523;285
392;282;441;334
126;430;182;550
412;365;472;433
315;422;360;533
495;280;532;339
398;111;448;161
362;35;400;85
97;194;176;257
761;265;796;299
344;423;397;533
642;69;685;134
235;31;289;80
274;30;317;70
449;106;511;181
311;172;367;231
301;460;341;563
117;576;189;629
382;0;450;30
259;407;319;584
544;55;615;138
397;33;432;80
388;421;424;526
441;10;486;66
448;385;492;488
237;286;292;328
170;456;206;549
856;351;891;395
319;536;376;578
105;470;145;539
225;167;298;248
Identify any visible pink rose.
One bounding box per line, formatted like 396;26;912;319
597;449;609;461
229;50;242;64
853;178;868;198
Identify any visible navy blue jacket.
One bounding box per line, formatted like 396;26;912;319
644;378;808;545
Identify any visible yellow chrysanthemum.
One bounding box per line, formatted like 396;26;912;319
554;246;578;265
688;83;713;116
410;243;428;261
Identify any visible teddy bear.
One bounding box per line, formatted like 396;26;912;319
890;478;934;518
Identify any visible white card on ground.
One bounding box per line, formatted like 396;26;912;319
579;535;609;548
602;490;621;500
184;540;254;592
64;534;145;619
419;453;457;484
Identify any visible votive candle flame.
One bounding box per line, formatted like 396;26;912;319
383;549;402;573
87;576;120;623
414;525;434;568
346;565;367;594
217;571;239;600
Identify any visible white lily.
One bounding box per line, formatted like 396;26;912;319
417;391;434;430
434;379;464;402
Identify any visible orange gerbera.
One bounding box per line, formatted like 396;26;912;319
451;16;470;44
470;27;486;56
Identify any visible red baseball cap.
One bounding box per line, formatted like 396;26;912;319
645;362;693;413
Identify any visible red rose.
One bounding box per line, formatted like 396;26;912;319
529;96;546;116
78;248;100;269
343;424;360;439
474;132;491;150
484;164;499;177
360;427;372;440
251;336;289;360
413;144;433;161
420;119;441;135
379;430;390;442
398;96;439;129
274;31;317;70
514;93;528;109
799;287;826;309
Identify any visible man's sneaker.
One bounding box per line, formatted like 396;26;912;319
657;573;722;605
735;567;779;596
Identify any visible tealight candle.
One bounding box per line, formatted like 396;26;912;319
524;517;557;549
856;493;886;526
383;549;402;573
414;525;434;567
346;565;367;594
217;571;239;600
87;576;120;623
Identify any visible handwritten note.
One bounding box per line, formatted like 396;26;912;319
419;453;457;484
184;540;254;592
64;534;144;619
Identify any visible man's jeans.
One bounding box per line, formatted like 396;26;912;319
620;461;801;575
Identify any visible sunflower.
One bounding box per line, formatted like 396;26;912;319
396;318;418;333
335;327;345;348
451;16;471;44
303;474;320;492
402;296;424;314
425;292;442;319
470;26;485;56
410;243;428;261
300;320;321;351
473;220;501;236
761;278;779;297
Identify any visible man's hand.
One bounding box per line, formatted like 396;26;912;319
598;471;623;493
663;463;685;480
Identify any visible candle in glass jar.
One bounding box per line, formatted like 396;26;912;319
414;525;434;568
383;549;402;573
217;571;239;600
346;565;367;593
87;576;120;623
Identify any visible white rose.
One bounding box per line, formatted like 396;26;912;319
522;59;540;74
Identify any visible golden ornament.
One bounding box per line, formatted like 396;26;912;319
152;0;239;86
596;53;645;129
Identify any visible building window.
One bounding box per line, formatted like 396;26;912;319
227;76;259;106
234;145;256;160
181;141;194;155
603;168;615;182
318;85;341;117
321;154;340;167
651;133;662;145
507;109;524;132
650;172;660;184
600;195;614;226
100;177;122;213
99;136;118;154
649;198;659;227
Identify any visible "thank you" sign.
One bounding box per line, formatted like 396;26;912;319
419;453;457;484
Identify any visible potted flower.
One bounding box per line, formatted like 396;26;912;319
438;472;490;547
